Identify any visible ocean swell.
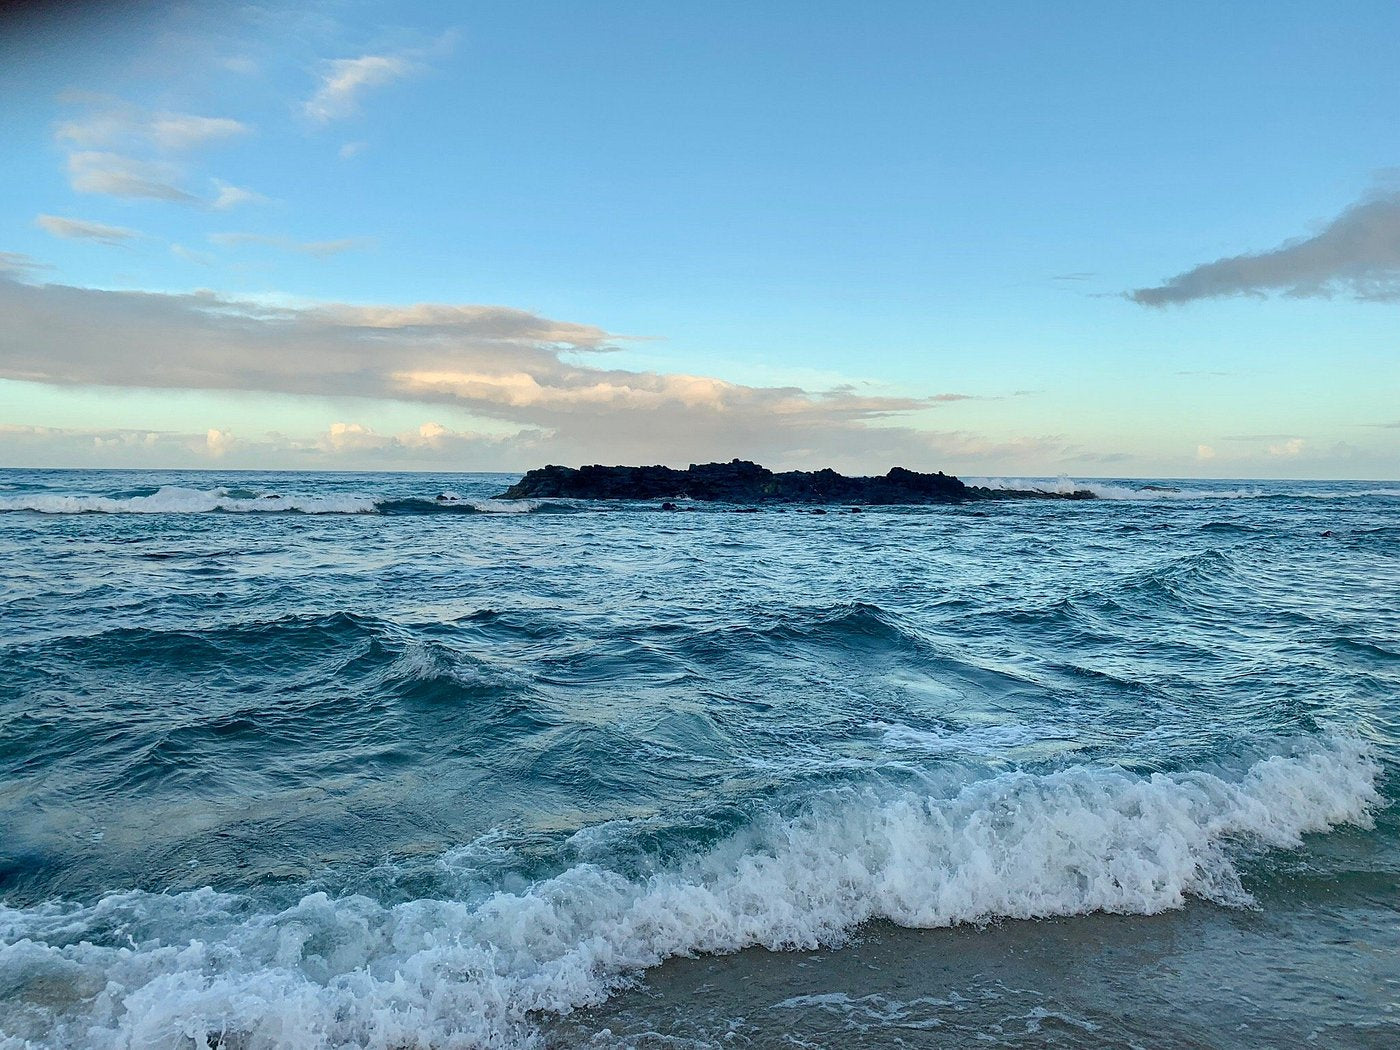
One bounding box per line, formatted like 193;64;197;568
0;735;1379;1049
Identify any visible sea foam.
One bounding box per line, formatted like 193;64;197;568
0;487;543;515
0;735;1378;1049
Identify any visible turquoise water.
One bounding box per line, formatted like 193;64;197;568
0;470;1396;1047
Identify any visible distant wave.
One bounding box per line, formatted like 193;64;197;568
0;735;1377;1049
964;477;1269;500
966;478;1400;501
0;485;555;515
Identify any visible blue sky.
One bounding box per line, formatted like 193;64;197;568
1;0;1397;477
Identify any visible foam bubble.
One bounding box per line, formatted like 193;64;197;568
0;736;1378;1049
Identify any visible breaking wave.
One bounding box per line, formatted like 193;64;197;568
0;735;1378;1049
966;478;1400;501
0;486;553;515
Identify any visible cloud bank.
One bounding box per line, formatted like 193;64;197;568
1130;188;1400;305
0;273;1038;471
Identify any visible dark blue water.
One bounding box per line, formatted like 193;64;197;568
0;469;1396;1048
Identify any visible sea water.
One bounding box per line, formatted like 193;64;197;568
0;469;1395;1048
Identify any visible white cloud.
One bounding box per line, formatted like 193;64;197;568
1196;444;1216;460
57;104;249;152
1267;438;1306;458
205;427;236;456
35;214;141;245
150;114;248;151
339;141;367;160
304;54;414;123
55;100;253;208
211;180;268;210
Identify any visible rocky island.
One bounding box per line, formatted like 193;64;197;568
494;460;1094;503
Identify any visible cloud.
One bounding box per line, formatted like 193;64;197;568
149;115;248;151
208;232;368;257
1130;188;1400;305
0;252;45;276
339;141;367;160
1196;444;1216;461
35;214;140;245
316;420;508;457
0;419;536;470
55;100;253;207
66;151;198;203
170;244;214;266
205;427;236;456
1267;438;1306;458
0;273;1026;472
304;54;414;123
211;180;268;210
57;103;249;152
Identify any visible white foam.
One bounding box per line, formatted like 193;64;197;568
0;736;1378;1049
0;488;546;516
0;486;379;515
466;499;542;514
962;477;1269;500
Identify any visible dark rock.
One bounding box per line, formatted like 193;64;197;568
494;458;1096;504
660;502;678;511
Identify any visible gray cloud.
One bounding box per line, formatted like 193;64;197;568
1130;189;1400;305
67;152;199;204
35;214;141;245
0;252;46;276
0;273;1042;471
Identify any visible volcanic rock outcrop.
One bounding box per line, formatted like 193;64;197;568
494;460;1094;503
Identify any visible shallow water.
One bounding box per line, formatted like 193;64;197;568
0;469;1396;1048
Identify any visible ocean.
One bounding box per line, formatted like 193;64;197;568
0;468;1395;1048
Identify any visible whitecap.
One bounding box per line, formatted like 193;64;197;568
0;735;1379;1049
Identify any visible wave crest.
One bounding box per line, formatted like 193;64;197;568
0;736;1378;1049
0;486;556;515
